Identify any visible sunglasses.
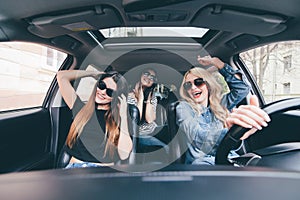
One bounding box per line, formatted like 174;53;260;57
183;78;206;91
143;71;157;82
97;80;115;97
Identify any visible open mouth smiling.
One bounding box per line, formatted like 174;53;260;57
192;91;202;98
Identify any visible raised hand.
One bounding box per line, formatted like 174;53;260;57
197;55;225;70
91;71;105;80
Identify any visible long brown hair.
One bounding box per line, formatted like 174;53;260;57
179;67;229;127
66;71;129;158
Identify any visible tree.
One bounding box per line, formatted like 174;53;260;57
240;44;278;90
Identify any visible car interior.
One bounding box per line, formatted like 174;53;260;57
1;0;300;172
1;0;300;199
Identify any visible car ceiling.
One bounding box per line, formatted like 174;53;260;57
0;0;300;66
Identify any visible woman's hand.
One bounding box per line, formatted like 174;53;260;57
91;71;105;80
57;70;105;109
197;55;225;70
117;93;133;160
133;82;144;100
226;95;271;140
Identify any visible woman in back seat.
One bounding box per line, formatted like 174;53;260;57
127;68;168;152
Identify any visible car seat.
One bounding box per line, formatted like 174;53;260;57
166;101;188;164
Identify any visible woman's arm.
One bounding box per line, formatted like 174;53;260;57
197;56;241;79
57;70;103;109
132;82;144;120
219;63;250;110
198;55;250;110
117;94;133;160
144;93;157;123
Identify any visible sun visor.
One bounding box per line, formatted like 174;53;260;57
27;6;123;38
191;5;288;36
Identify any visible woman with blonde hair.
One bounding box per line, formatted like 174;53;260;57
177;56;270;165
57;69;132;168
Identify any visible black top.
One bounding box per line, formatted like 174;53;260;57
65;96;120;163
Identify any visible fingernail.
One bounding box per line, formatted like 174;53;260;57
262;122;268;127
256;125;262;130
246;125;253;129
265;115;271;122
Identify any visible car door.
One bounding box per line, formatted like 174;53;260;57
0;42;67;173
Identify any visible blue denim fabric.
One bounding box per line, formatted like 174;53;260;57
65;162;100;169
219;64;251;111
139;136;169;153
176;63;250;165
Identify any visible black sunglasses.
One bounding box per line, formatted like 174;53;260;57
143;71;157;82
97;80;115;97
183;78;206;91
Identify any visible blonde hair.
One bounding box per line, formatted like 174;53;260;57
67;72;128;159
179;67;229;127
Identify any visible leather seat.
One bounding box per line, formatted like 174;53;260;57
167;101;188;164
127;104;140;164
56;145;71;168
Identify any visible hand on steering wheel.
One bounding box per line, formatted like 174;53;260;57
226;95;270;140
215;96;300;165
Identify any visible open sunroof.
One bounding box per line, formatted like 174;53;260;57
99;27;209;38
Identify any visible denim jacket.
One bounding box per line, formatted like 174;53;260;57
176;64;250;165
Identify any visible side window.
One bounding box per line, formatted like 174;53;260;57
0;42;67;111
240;41;300;103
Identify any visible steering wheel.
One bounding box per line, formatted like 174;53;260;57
215;97;300;165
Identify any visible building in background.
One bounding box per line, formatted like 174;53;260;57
0;42;66;111
240;41;300;103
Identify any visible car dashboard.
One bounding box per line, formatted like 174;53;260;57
0;164;299;200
